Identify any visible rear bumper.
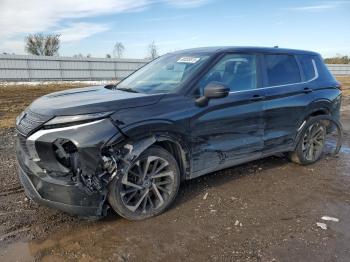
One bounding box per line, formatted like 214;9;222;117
17;163;101;218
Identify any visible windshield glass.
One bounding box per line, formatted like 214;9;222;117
117;53;210;94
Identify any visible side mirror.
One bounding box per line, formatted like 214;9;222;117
196;82;230;106
204;81;230;99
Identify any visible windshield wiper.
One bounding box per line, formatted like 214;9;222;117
115;87;139;93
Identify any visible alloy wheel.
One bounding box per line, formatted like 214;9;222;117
120;156;175;214
301;122;326;161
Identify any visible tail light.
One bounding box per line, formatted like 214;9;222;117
336;81;342;90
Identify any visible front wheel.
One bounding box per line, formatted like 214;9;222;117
108;146;180;220
289;118;326;165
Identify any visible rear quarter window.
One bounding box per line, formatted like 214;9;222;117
264;54;301;86
297;55;316;81
314;55;336;81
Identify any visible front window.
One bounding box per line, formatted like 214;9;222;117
117;53;210;94
199;54;257;94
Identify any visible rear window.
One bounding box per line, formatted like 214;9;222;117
297;55;316;81
264;54;301;86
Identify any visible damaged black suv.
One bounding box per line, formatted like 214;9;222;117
15;47;341;220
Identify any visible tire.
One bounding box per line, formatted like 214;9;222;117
108;145;180;220
289;117;327;165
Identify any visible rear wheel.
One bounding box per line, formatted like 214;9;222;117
108;146;180;220
289;118;326;165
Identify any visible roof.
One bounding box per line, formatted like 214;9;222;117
172;46;320;56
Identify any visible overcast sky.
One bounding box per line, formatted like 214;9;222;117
0;0;349;58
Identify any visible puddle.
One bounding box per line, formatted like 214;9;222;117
0;216;197;261
325;138;350;176
325;140;350;154
0;221;121;261
0;242;32;262
339;145;350;154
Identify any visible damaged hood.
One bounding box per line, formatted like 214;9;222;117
29;85;163;116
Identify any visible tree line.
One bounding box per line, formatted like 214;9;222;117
324;55;350;64
7;33;349;64
23;33;159;60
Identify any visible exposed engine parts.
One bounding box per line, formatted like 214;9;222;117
55;136;159;205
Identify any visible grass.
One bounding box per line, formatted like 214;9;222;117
337;76;350;96
1;76;350;128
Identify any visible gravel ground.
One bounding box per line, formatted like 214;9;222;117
0;97;349;262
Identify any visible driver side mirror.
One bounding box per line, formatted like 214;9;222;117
196;81;230;106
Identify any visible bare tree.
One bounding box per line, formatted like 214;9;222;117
25;33;60;56
148;41;159;60
113;42;125;58
73;53;84;59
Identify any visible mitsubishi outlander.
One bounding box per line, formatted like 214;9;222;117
15;47;342;220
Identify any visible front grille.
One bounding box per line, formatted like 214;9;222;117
17;133;30;155
16;110;52;137
17;152;33;175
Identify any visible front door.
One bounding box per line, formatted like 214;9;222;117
190;53;265;177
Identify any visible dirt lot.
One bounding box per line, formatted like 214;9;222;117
0;78;350;261
0;83;90;128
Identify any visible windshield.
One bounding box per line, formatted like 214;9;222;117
116;53;210;94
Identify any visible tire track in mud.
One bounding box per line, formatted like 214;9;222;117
0;186;24;197
0;227;30;242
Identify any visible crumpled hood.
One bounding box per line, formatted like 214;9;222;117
29;86;163;116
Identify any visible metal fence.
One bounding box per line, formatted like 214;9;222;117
0;54;148;81
326;64;350;76
0;54;349;82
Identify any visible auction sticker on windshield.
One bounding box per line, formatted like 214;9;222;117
177;57;201;63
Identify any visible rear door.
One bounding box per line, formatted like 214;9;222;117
190;53;265;177
261;53;316;154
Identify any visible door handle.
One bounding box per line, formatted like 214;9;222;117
250;95;265;101
303;87;313;93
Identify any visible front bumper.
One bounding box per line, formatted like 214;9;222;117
17;163;102;217
15;118;123;218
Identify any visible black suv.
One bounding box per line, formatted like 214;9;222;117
15;47;342;220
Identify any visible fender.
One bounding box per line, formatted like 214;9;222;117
105;119;192;180
306;98;331;115
121;119;188;139
293;98;331;129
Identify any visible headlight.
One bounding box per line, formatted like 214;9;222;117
44;111;114;128
16;111;26;126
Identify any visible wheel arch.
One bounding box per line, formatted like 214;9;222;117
116;121;192;180
304;99;332;120
292;99;332;150
153;137;190;181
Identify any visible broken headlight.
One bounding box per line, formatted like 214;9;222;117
53;138;78;169
44;111;114;128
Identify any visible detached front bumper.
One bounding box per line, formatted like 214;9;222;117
15;118;123;218
17;163;102;217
